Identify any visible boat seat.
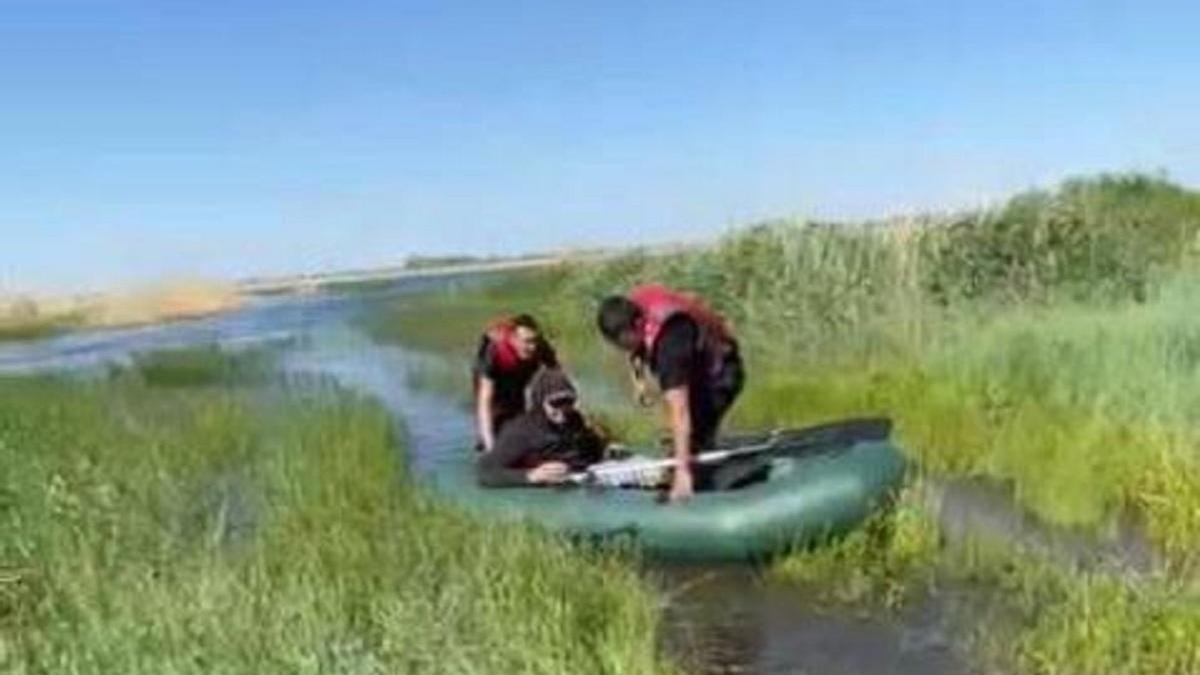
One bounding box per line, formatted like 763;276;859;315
697;454;771;492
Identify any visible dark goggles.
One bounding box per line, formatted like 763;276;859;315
546;395;577;409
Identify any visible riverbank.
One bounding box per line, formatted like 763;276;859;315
0;281;244;342
0;349;670;674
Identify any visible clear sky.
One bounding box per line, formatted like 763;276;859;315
3;1;1198;293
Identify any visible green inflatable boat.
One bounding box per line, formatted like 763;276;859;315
420;418;907;563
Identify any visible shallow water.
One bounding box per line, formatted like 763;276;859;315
0;279;1155;674
655;566;973;675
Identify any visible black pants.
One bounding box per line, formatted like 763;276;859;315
691;353;764;491
689;350;745;450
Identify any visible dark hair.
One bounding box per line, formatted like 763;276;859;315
510;314;541;332
596;296;641;343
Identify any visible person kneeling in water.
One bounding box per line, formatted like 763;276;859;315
476;368;607;487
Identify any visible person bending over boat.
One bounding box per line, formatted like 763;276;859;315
597;284;745;502
477;368;608;487
472;314;559;451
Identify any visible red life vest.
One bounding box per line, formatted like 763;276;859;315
484;318;523;373
628;284;735;359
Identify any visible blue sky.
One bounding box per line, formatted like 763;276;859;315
3;1;1198;293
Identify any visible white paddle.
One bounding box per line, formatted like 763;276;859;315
566;417;893;487
568;430;783;486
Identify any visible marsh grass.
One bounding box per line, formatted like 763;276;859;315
771;481;942;609
362;269;567;354
1009;573;1200;675
0;365;669;674
772;489;1200;675
366;172;1200;674
0;315;82;342
125;343;279;388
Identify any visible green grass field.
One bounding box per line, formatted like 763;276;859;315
0;357;669;675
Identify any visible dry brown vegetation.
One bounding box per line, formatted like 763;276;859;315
0;280;243;340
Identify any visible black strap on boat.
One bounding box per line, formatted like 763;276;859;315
716;417;892;457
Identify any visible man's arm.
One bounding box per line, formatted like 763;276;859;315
477;423;567;487
477;420;534;486
651;316;701;502
663;386;694;501
476;376;497;451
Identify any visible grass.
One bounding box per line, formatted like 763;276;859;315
125;343;278;387
771;480;942;609
1009;572;1200;675
0;360;670;674
727;280;1200;547
0;314;82;342
362;172;1200;674
770;485;1200;674
362;268;572;354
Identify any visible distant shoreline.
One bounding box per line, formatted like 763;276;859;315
236;253;580;296
236;245;700;296
2;243;696;341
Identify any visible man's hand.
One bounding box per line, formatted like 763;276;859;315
526;461;570;484
669;465;694;502
629;355;657;407
604;443;632;460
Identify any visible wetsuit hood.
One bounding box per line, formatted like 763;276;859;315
526;368;577;411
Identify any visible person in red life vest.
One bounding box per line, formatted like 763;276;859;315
476;368;607;487
473;313;559;451
596;284;745;502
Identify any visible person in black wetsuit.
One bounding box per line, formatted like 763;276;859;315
472;314;559;451
476;368;608;487
597;284;745;502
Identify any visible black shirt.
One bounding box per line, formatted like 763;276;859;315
646;315;745;450
472;336;559;414
648;314;703;391
476;411;606;487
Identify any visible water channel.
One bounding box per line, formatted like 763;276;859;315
1;279;1156;674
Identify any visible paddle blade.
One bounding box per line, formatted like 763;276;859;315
716;417;893;455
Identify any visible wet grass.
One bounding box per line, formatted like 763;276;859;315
363;173;1200;674
772;485;1200;674
125;343;279;387
730;281;1200;557
770;481;942;609
0;364;670;674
